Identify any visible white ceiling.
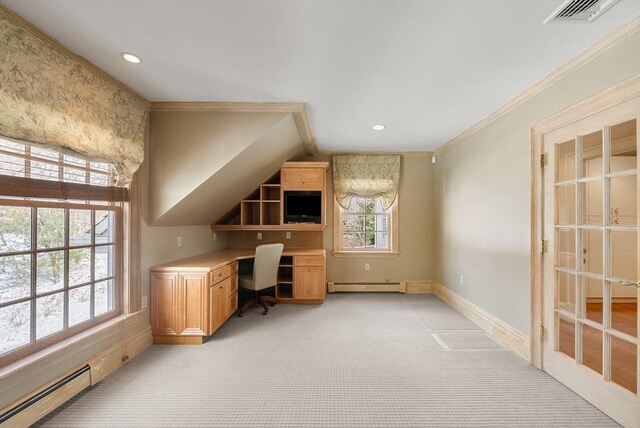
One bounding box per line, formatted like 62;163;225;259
2;0;639;152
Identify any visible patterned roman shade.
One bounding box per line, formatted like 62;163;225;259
0;10;148;185
332;154;401;210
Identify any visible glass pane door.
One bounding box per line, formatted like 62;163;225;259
554;118;638;394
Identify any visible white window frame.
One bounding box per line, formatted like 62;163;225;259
333;195;399;257
0;139;126;366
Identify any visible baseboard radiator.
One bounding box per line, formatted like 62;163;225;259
328;281;405;293
0;365;91;428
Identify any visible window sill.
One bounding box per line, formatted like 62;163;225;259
332;251;400;258
0;312;132;382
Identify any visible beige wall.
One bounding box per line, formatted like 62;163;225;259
149;111;307;226
434;32;640;335
149;110;294;224
139;121;227;310
310;153;436;282
0;116;230;409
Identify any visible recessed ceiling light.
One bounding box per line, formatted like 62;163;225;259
121;52;142;64
372;125;385;131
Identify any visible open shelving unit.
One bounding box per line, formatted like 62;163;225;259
211;162;328;231
276;256;294;300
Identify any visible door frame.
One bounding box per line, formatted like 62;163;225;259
530;74;640;368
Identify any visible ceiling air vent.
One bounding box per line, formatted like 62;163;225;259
543;0;621;23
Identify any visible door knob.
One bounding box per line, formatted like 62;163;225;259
617;281;640;289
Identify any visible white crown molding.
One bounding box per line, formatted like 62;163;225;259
435;15;640;156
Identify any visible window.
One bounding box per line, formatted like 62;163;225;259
0;138;123;365
334;195;398;255
0;139;113;185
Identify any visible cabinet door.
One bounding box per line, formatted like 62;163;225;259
228;274;238;317
151;272;180;336
209;278;229;333
178;273;209;336
281;167;324;190
294;267;325;300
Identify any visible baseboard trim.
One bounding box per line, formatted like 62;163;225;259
327;280;435;294
0;325;151;427
405;280;435;294
0;366;91;428
328;281;406;293
433;283;531;363
88;325;152;384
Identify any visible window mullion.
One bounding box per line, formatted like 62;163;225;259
29;206;37;344
90;210;95;319
25;146;31;179
63;208;70;331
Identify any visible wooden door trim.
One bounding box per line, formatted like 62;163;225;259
530;75;640;369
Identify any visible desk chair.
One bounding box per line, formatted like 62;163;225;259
238;243;284;317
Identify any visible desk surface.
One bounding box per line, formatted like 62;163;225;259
151;248;325;272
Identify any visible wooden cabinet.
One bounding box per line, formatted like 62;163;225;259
294;266;325;301
212;161;327;230
151;272;180;336
151;250;325;345
229;273;238;315
291;255;325;302
180;273;209;336
281;166;324;190
151;261;238;344
209;278;227;334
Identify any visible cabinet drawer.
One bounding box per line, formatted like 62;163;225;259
294;255;324;267
281;168;324;189
212;265;231;284
210;276;230;291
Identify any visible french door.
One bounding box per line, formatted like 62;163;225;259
540;93;639;426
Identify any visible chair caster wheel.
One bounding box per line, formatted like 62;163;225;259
270;303;275;307
262;310;268;315
238;312;243;318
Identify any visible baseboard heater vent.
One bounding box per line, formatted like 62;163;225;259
328;281;405;293
0;364;91;427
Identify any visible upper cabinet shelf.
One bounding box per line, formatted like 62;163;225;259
211;162;328;231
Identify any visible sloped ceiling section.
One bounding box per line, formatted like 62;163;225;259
149;111;307;226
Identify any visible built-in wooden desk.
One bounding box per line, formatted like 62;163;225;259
150;248;326;344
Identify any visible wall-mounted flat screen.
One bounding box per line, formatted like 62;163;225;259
284;191;321;224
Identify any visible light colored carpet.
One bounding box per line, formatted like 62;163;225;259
36;294;618;427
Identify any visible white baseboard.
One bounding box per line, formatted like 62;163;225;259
433;283;531;363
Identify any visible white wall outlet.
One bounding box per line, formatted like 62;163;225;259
141;296;148;309
365;263;370;271
257;232;262;240
459;275;464;285
213;232;217;241
177;236;182;247
286;232;291;240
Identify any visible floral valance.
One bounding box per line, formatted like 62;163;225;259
0;11;148;185
332;154;401;210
